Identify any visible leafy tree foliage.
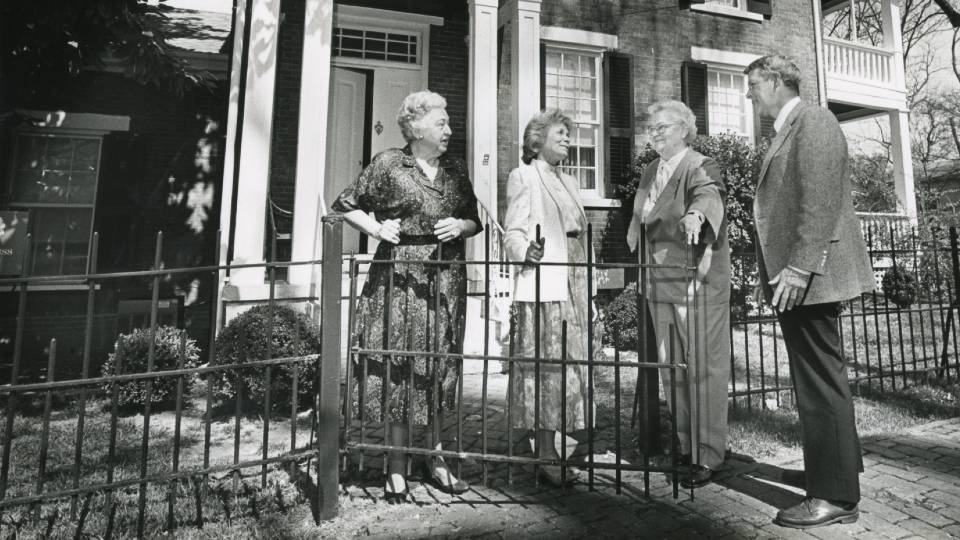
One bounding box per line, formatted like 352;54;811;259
1;0;213;104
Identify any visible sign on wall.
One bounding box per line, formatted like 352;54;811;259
0;211;30;276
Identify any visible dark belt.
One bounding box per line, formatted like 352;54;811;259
396;233;440;246
566;231;581;239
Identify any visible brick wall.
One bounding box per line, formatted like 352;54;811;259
533;0;820;266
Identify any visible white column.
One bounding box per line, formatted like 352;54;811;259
811;0;828;107
230;0;282;286
216;0;250;329
288;0;334;288
468;0;500;222
881;0;906;89
510;0;542;166
889;110;917;220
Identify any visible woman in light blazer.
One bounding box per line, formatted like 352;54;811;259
626;100;731;489
504;108;597;486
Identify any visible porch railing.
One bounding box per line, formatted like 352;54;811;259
823;36;897;88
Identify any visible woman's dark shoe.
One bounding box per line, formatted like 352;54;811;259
538;464;579;487
680;465;713;489
427;458;470;494
384;473;409;503
774;497;859;529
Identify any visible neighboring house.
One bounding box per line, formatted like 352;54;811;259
919;159;960;213
0;0;916;376
0;5;230;380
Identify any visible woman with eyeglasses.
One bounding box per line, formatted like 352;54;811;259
625;99;731;490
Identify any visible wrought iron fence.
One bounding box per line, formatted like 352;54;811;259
3;217;957;533
727;225;960;411
0;232;330;537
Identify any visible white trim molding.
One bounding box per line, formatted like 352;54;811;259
540;26;618;51
690;46;760;70
690;3;763;22
15;110;130;133
333;5;443;30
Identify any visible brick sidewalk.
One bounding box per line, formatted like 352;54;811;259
334;373;960;539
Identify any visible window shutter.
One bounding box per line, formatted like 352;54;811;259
540;43;547;110
96;132;144;271
604;51;634;196
681;61;709;138
747;0;772;18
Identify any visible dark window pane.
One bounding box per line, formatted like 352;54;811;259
46;138;74;170
12;169;42;202
73;139;100;171
366;31;386;41
16;136;44;169
38;170;69;203
366;38;385;53
341;36;362;50
387;41;408;54
68;172;97;203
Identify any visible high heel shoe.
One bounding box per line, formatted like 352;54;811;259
426;457;470;494
384;472;409;503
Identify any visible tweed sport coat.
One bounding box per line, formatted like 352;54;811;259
626;150;730;304
753;101;875;305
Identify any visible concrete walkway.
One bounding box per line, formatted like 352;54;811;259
336;373;960;539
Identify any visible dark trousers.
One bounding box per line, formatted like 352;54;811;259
777;303;863;504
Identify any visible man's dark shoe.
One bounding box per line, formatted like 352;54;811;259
680;465;712;489
774;497;859;529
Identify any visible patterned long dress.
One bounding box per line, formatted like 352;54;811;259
510;170;596;433
332;146;482;425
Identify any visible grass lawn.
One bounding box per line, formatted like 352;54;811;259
1;349;958;539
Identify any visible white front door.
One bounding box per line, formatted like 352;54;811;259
370;67;423;156
325;67;367;254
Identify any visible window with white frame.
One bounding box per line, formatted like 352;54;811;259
8;132;101;276
543;48;603;195
707;68;754;142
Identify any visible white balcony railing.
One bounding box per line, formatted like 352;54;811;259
823;37;897;88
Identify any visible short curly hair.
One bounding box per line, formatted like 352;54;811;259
522;108;574;164
647;100;698;144
744;54;801;94
396;90;447;143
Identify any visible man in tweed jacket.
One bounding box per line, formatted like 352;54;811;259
745;55;875;530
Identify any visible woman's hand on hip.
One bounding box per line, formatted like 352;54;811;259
376;218;401;244
434;217;465;242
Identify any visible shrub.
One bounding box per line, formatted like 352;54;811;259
602;283;640;351
882;264;919;308
100;325;200;408
212;304;320;412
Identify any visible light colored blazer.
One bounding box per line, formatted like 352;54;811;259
504;161;591;302
754;101;875;305
626;150;730;303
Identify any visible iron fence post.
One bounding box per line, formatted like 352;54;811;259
318;215;344;521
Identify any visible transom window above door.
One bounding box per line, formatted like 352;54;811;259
333;27;420;65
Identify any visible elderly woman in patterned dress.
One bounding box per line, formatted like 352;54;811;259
504;108;599;486
332;90;482;501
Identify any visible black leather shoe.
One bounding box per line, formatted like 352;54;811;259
774;497;859;529
680;465;713;489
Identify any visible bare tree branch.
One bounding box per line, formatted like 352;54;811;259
931;0;960;27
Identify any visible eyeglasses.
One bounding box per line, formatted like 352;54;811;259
643;123;679;135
